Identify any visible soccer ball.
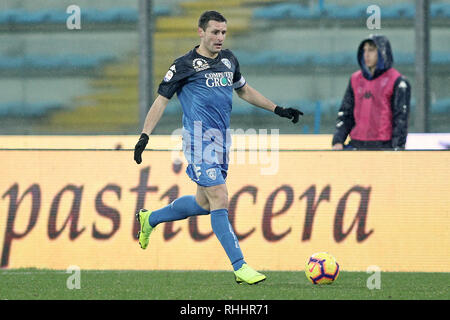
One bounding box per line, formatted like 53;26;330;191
305;252;340;284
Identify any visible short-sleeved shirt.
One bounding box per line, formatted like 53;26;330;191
158;46;245;160
158;46;245;186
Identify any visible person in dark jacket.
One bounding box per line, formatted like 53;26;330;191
332;34;411;150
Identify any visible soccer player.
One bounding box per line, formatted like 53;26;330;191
133;10;303;284
332;34;411;150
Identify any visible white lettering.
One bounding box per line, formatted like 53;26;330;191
66;5;81;30
366;265;381;289
66;265;81;289
366;5;381;30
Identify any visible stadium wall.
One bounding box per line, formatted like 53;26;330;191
0;147;448;272
0;134;449;150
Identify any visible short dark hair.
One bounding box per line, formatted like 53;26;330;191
198;11;227;30
364;39;377;48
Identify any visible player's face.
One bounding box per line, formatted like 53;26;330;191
199;20;227;55
363;42;378;69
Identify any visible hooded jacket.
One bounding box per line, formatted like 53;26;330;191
332;35;411;149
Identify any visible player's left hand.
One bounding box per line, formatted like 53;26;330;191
274;106;304;124
134;133;149;164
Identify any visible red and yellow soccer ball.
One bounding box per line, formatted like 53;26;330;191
305;252;340;285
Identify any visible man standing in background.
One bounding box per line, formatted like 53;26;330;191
332;34;411;150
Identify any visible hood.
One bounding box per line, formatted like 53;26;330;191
357;34;393;80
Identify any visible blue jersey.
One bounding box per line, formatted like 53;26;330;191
158;46;245;137
157;46;246;186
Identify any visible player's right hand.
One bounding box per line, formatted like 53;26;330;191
134;133;149;164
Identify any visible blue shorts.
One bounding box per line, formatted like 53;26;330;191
182;129;230;187
186;162;228;187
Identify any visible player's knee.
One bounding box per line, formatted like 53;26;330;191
195;195;210;212
214;195;228;210
210;193;228;209
206;185;228;209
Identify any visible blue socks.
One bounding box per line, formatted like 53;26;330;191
148;195;209;227
210;209;245;271
148;196;246;271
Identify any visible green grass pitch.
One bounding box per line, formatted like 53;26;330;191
0;269;448;300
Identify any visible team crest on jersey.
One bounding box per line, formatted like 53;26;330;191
221;58;232;69
193;58;210;72
206;168;217;180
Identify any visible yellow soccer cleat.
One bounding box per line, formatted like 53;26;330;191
234;264;266;285
136;209;154;250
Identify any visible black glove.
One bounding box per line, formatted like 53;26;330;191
134;133;149;164
274;106;304;123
